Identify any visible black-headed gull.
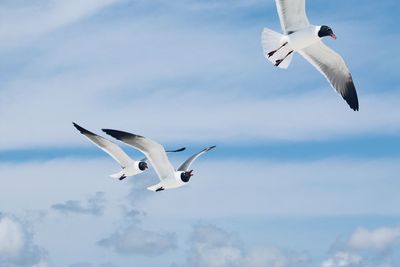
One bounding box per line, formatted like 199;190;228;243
102;129;216;192
262;0;359;111
73;123;185;180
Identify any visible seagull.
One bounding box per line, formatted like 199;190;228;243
261;0;359;111
102;129;216;192
72;123;185;180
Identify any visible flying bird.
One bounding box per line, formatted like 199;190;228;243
261;0;359;111
73;123;185;180
102;129;216;192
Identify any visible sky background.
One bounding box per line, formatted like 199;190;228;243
0;0;399;266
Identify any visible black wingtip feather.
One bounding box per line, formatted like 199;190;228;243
72;122;96;136
343;79;359;111
102;129;142;141
206;145;217;151
166;147;186;153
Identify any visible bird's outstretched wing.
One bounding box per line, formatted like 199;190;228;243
73;123;134;167
177;146;216;172
102;129;175;181
275;0;310;34
299;41;359;111
139;147;186;162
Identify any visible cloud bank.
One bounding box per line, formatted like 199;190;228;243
175;223;310;267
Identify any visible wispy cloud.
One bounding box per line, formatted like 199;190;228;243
0;5;398;150
0;0;122;47
2;84;400;149
139;158;400;218
51;192;106;216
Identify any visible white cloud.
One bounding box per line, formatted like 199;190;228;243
98;207;177;256
185;223;242;267
0;157;399;265
321;251;364;267
0;214;48;267
321;225;400;267
177;223;310;267
0;216;25;257
245;248;311;267
347;226;400;252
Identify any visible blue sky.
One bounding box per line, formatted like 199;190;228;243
0;0;399;266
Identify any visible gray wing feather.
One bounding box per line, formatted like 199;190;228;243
73;123;134;167
102;129;175;181
177;146;216;172
299;41;359;111
275;0;310;34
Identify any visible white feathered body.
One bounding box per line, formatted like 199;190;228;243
109;161;144;178
262;25;320;69
287;25;319;51
147;171;188;191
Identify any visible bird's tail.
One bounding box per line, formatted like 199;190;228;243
261;28;293;69
147;182;165;192
110;170;126;180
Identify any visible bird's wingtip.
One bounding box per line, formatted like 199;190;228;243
348;98;359;111
72;122;93;135
165;147;186;153
102;129;118;137
102;129;141;140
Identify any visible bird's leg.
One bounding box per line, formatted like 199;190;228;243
275;50;293;67
119;175;127;181
268;42;288;58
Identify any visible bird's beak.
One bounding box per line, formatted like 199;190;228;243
331;33;337;40
188;170;194;176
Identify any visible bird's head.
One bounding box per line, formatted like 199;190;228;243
180;170;194;183
318;25;336;40
138;161;148;171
